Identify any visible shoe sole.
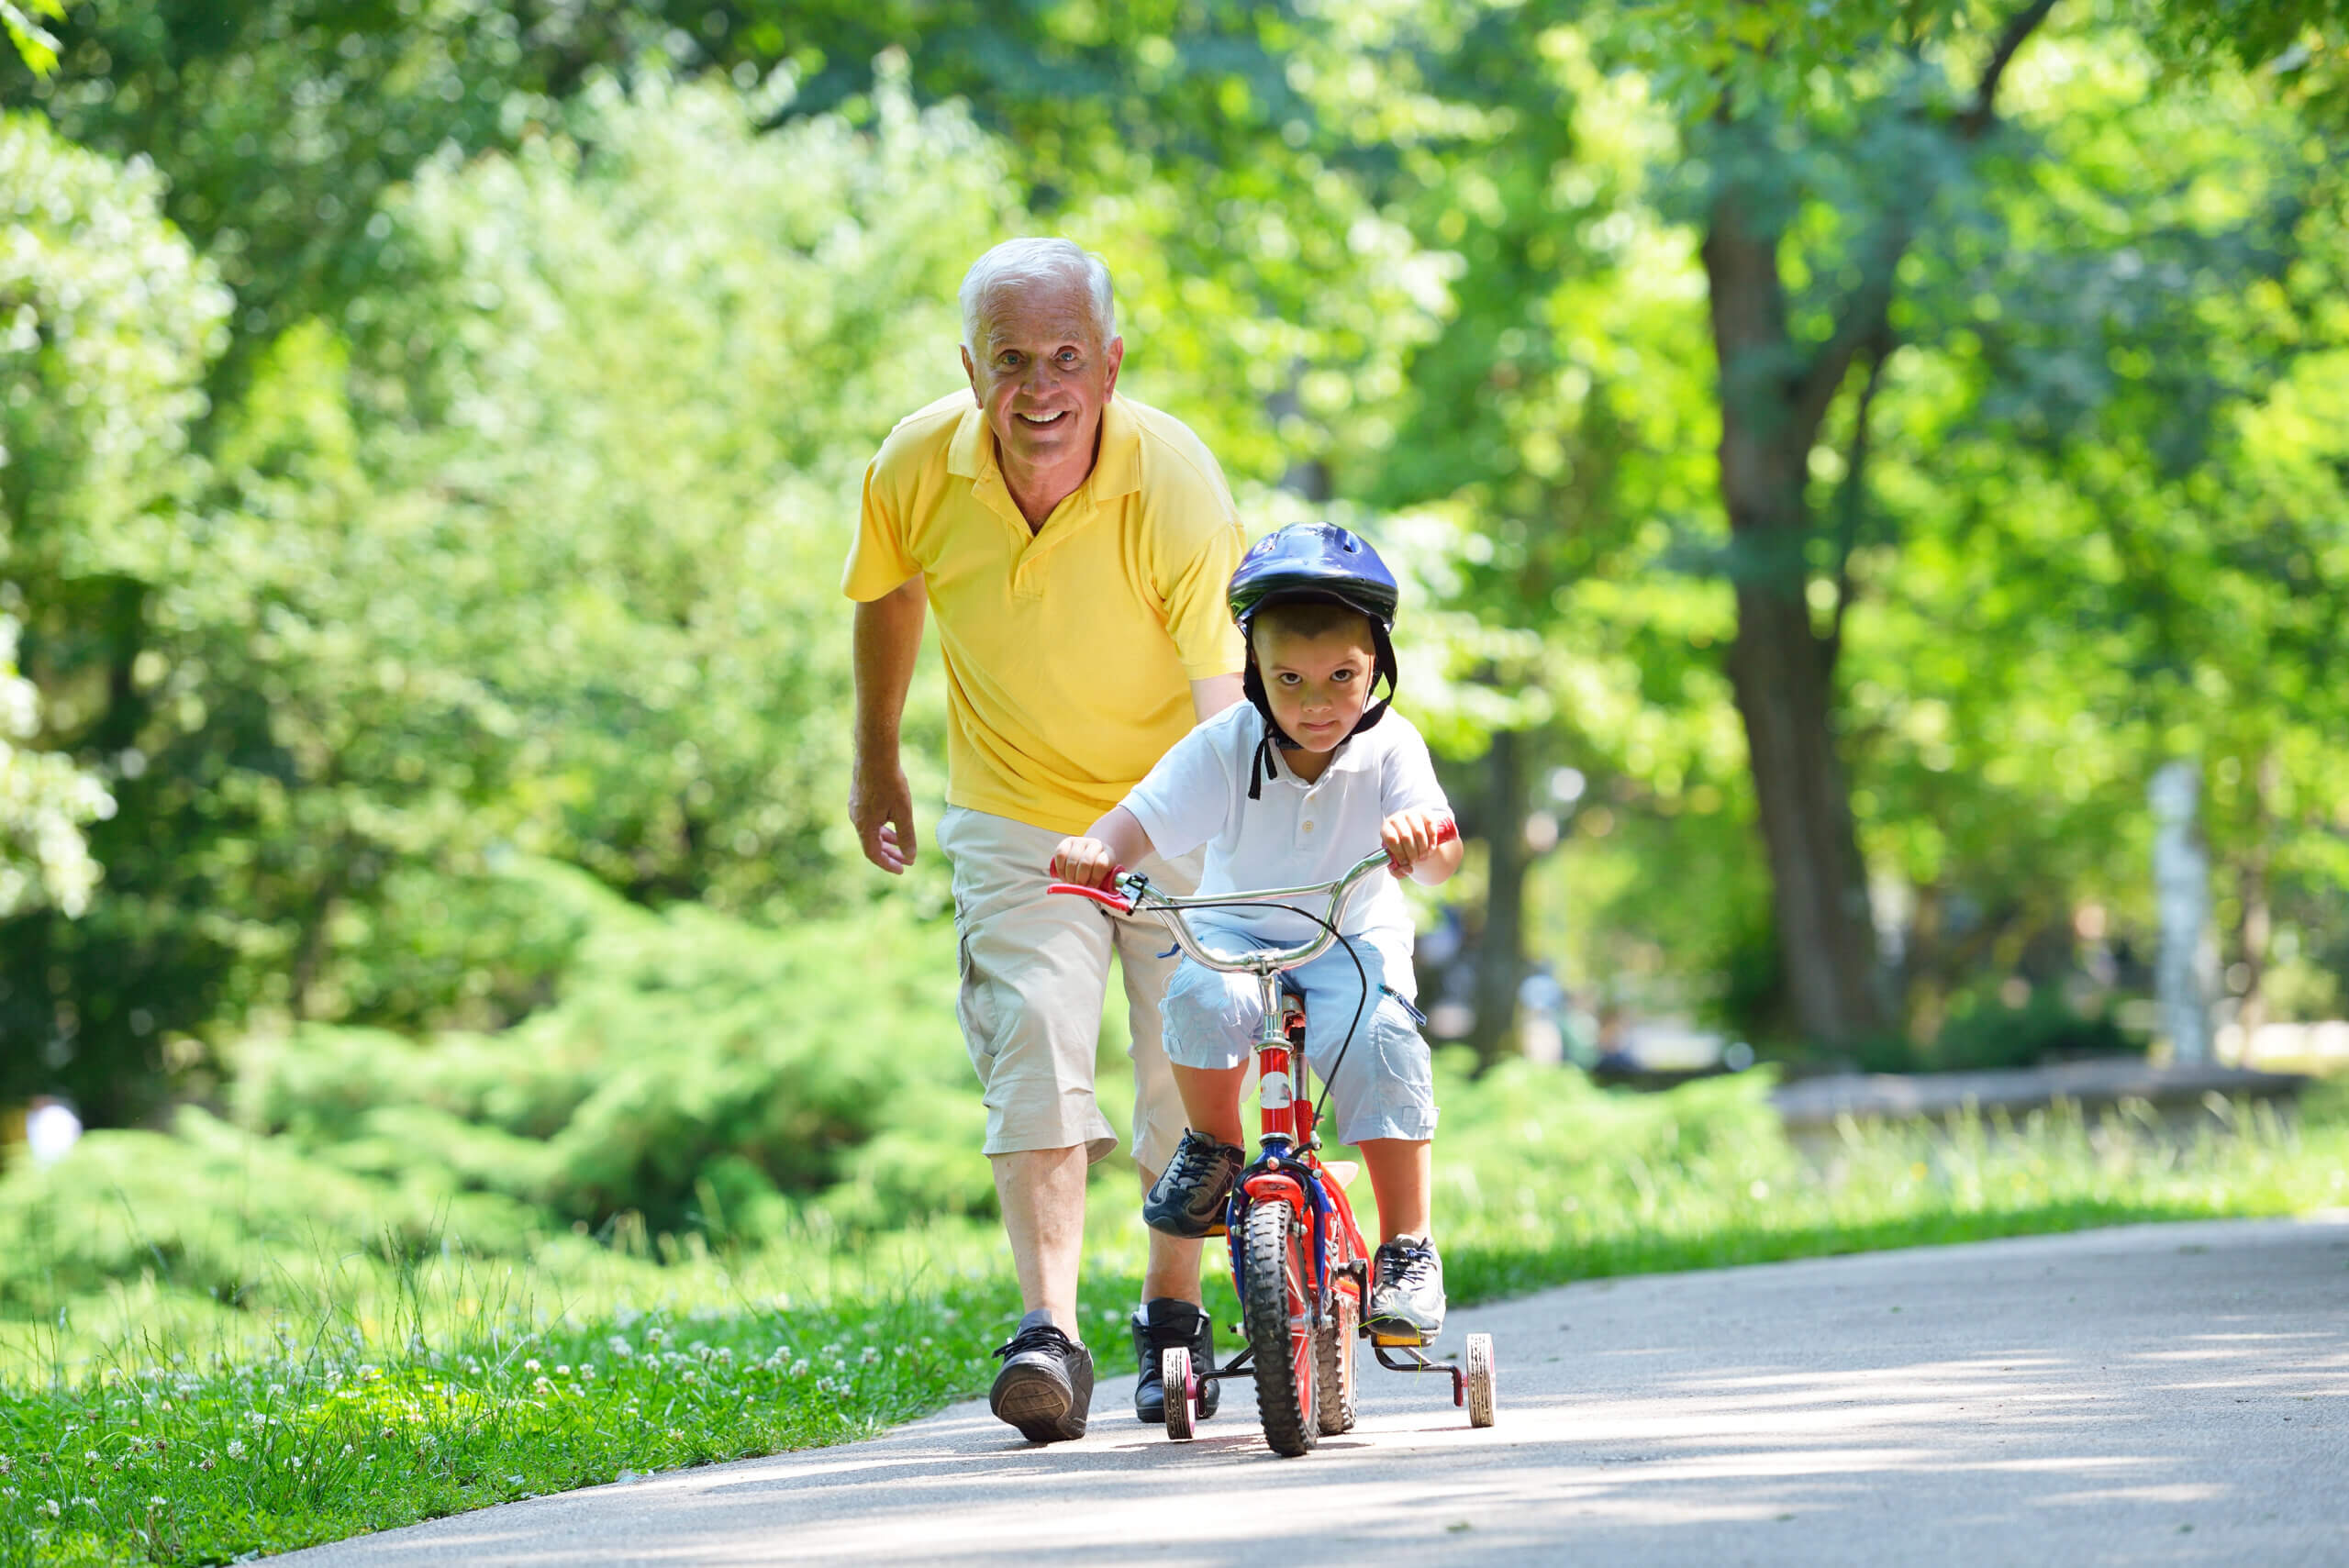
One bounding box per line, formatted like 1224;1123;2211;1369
992;1365;1087;1443
1364;1315;1444;1346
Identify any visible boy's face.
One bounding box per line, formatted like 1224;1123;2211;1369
1253;620;1376;752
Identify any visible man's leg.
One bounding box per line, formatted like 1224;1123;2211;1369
935;807;1117;1441
992;1144;1089;1330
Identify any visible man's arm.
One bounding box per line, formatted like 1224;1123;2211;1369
852;575;926;874
1190;673;1243;723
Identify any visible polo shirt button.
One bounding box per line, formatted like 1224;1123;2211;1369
1303;820;1316;831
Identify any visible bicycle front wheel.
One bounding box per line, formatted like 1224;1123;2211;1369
1242;1197;1317;1456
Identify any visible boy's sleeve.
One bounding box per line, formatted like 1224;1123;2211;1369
1381;720;1453;820
1122;723;1233;861
841;450;920;602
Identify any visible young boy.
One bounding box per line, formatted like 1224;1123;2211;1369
1050;522;1464;1388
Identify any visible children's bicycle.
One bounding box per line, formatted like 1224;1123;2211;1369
1050;822;1496;1457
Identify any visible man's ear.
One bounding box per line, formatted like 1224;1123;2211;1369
1103;334;1125;397
961;344;979;399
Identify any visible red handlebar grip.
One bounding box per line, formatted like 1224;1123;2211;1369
1434;818;1460;846
1046;881;1134;915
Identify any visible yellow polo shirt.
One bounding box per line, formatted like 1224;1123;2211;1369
844;390;1248;835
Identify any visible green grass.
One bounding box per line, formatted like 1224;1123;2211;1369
5;1066;2344;1566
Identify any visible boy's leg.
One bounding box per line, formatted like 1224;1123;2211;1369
1358;1137;1432;1243
1292;939;1446;1340
1169;1062;1249;1147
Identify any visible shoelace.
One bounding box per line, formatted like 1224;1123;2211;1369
1377;1242;1439;1293
993;1322;1079;1362
1166;1133;1230;1188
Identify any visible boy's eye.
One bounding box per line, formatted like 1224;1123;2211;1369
1277;673;1301;685
1332;669;1354;682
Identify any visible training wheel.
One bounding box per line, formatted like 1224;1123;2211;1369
1163;1346;1197;1440
1464;1332;1497;1429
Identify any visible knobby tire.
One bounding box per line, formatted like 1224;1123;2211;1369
1243;1198;1317;1456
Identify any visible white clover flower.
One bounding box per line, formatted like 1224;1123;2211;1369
791;1361;810;1377
607;1337;632;1358
860;1347;881;1365
265;1384;285;1398
39;1498;58;1518
524;1359;541;1373
555;1364;571;1377
226;1439;246;1459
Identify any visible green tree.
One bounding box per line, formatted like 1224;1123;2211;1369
0;110;229;1117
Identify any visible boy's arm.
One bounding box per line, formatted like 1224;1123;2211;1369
1049;806;1158;890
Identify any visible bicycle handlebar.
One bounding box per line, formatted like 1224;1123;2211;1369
1047;818;1458;976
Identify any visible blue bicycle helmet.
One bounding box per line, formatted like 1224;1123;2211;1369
1227;523;1401;796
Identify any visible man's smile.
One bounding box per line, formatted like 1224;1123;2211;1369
1016;410;1071;428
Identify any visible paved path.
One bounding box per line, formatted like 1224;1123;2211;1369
276;1217;2349;1566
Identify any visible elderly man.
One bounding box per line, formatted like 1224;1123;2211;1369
844;238;1247;1442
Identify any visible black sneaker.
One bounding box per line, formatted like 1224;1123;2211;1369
1366;1234;1446;1342
1131;1297;1220;1424
1141;1129;1245;1239
988;1312;1095;1442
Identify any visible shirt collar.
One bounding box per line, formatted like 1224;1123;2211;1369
945;394;1141;501
1264;728;1374;787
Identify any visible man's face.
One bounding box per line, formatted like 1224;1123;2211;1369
961;275;1124;477
1254;620;1376;752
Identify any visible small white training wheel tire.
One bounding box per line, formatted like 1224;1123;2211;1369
1163;1346;1197;1440
1464;1332;1497;1429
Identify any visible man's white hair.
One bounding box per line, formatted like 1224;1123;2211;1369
958;238;1117;352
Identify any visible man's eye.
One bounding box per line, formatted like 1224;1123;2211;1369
1057;350;1079;365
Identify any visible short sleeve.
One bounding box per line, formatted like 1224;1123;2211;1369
841;451;920;602
1380;719;1451;821
1122;722;1235;861
1161;518;1247;679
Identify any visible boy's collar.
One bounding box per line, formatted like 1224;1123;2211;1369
1263;730;1371;785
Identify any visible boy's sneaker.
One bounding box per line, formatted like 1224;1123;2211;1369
988;1311;1095;1443
1130;1297;1220;1424
1366;1234;1446;1342
1141;1129;1245;1239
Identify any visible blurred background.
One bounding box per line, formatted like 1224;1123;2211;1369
1;1;2345;1273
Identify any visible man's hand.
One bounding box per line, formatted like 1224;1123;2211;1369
851;756;918;874
1049;836;1121;890
1382;809;1453;879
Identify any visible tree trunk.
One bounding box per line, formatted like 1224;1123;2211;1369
2234;750;2277;1044
1703;184;1887;1049
1469;729;1530;1071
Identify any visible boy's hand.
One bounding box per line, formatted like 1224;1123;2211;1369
1382;810;1451;877
1049;836;1122;890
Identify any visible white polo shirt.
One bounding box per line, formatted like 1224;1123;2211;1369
1122;703;1452;947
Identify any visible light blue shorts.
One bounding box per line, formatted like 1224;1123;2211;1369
1159;921;1437;1145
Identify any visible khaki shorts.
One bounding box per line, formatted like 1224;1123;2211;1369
936;806;1201;1172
